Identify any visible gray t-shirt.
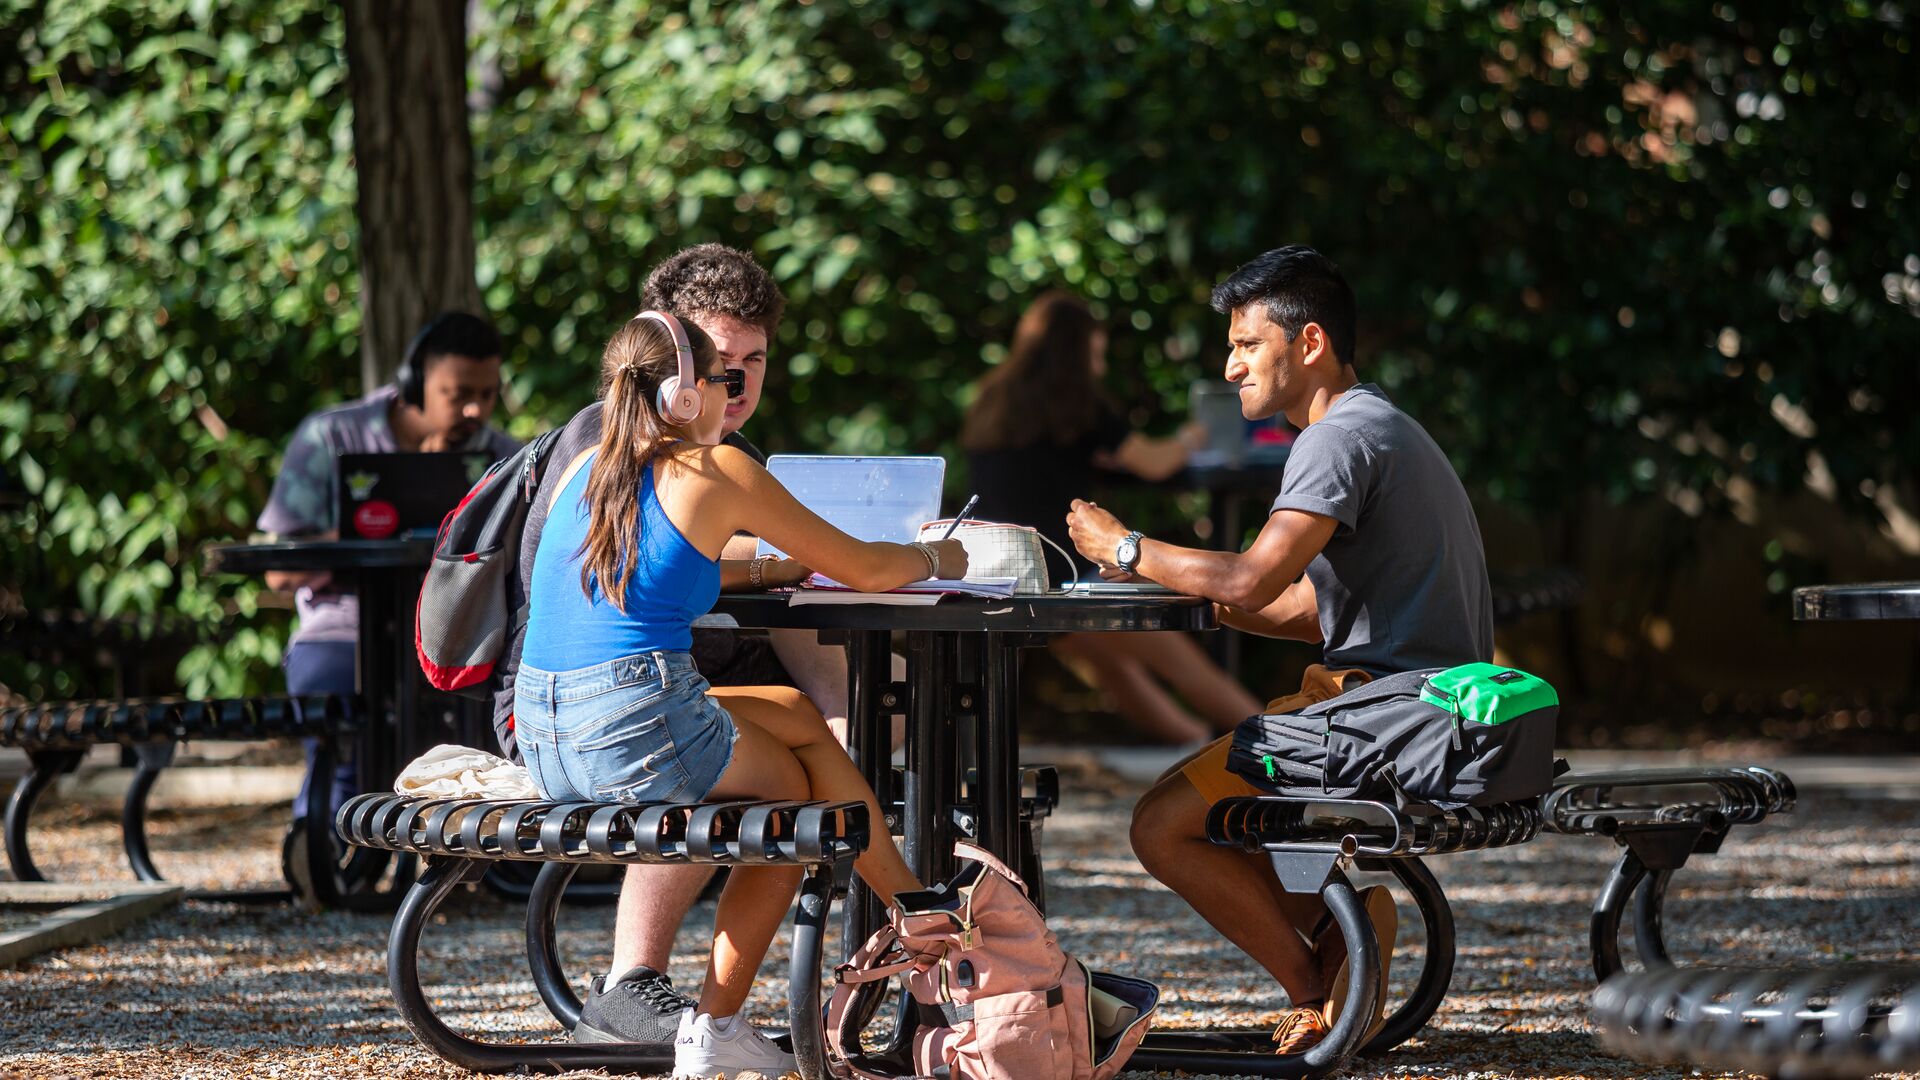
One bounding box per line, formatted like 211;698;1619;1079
258;384;520;645
1270;383;1492;675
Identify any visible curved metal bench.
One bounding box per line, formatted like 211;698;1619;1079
1544;766;1796;982
1129;795;1546;1078
0;695;357;905
477;762;1060;912
1594;963;1920;1078
336;791;870;1078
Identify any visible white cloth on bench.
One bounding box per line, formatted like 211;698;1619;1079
395;744;539;800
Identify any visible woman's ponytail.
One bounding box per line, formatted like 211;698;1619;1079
576;315;716;613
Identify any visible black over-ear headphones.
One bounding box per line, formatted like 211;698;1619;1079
396;313;455;410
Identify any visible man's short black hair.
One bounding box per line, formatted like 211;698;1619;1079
1209;245;1358;367
416;311;504;366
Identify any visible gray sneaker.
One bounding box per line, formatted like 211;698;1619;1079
573;965;697;1044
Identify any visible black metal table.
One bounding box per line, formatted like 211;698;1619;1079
1793;580;1920;622
702;591;1213;946
205;538;483;906
205;538;443;790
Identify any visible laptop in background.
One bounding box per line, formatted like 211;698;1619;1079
336;451;496;540
755;455;946;558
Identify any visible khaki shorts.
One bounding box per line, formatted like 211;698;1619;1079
1179;664;1374;805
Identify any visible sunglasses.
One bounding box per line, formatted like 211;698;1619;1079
702;369;746;399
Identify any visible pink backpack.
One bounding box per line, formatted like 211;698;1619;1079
825;843;1158;1080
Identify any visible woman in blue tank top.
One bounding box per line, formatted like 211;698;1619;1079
518;311;969;1076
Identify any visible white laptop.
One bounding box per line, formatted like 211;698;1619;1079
755;454;946;559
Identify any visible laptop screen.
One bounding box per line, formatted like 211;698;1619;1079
755;455;946;558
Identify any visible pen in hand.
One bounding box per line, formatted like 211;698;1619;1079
941;495;980;540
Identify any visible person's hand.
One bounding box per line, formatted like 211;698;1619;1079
774;559;813;588
265;569;333;593
1098;564;1137;583
1066;499;1127;567
928;538;969;580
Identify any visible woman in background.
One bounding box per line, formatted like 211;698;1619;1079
962;291;1262;743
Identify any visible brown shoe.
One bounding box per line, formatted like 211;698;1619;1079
1323;885;1399;1043
1271;1005;1330;1054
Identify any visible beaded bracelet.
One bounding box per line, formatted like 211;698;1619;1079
909;541;940;580
748;555;778;589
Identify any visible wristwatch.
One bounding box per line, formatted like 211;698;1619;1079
1114;530;1146;573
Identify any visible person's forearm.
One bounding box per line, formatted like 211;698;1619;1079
1216;588;1321;642
265;570;329;592
718;557;809;592
837;542;941;593
1128;437;1190;482
1134;541;1287;611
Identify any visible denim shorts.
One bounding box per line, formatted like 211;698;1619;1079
513;651;738;804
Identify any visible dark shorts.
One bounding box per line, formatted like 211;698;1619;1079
689;628;794;688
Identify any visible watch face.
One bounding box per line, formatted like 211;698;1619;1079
1116;537;1140;567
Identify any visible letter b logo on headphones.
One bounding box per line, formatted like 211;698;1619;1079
637;310;702;425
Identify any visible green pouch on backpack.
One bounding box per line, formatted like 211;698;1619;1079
1418;662;1559;727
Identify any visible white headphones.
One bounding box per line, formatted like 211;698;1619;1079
637;309;703;425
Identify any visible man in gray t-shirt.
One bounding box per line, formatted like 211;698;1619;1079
1065;246;1491;1052
1271;382;1493;674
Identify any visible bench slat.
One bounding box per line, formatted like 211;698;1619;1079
338;793;868;868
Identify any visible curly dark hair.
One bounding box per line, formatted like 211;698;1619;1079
641;243;786;338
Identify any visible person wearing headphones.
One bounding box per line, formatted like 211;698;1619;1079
516;310;963;1077
257;312;520;827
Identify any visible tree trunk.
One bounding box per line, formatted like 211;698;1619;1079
342;0;481;392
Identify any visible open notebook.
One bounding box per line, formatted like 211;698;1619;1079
791;574;1021;606
758;454;1018;605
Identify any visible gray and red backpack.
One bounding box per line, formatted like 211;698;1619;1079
414;429;562;696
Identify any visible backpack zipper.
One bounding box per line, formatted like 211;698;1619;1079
1426;679;1465;749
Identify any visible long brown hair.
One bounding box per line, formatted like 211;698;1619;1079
960;290;1108;452
578;312;718;612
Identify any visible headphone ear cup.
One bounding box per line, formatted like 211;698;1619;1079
398;357;423;410
656;376;702;425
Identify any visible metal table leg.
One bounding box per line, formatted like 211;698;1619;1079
975;633;1021;867
842;628;892;950
902;631;957;886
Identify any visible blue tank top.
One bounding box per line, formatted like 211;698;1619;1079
521;451;721;670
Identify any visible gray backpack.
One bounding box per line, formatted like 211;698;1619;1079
1225;663;1559;810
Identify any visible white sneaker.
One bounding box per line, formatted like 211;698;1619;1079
672;1008;797;1079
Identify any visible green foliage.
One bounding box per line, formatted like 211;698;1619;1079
475;0;1917;534
2;0;1915;697
0;0;358;696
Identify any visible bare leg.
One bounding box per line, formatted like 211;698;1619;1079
609;862;715;978
697;712;811;1018
691;686;923;1018
606;643;906;986
710;686;918;902
768;629;907;751
1052;633;1211;743
1129;771;1325;1003
1112;631;1263;731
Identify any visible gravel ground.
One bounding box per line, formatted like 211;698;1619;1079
2;766;1917;1079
